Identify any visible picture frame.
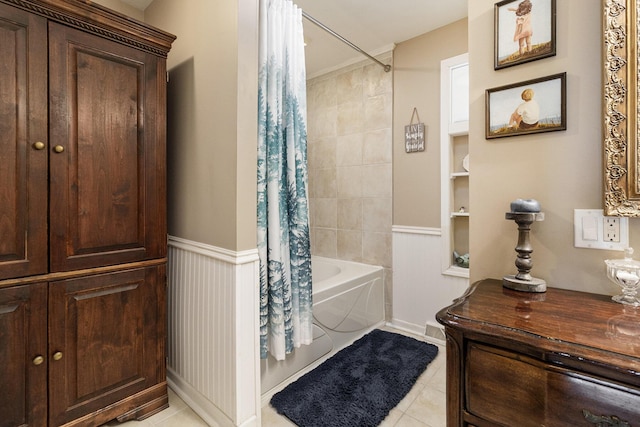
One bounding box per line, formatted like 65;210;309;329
494;0;556;70
485;72;566;139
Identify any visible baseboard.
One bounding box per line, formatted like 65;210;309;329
387;319;446;346
388;318;425;336
424;321;446;344
168;368;257;427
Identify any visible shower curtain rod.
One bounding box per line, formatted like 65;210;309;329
301;11;391;72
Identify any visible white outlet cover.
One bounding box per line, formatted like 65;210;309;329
574;209;629;251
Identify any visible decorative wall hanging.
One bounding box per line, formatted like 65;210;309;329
485;72;566;139
494;0;556;70
404;108;426;153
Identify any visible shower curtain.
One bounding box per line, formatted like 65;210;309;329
257;0;313;361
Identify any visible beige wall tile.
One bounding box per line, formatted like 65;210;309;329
307;107;337;140
314;198;337;228
362;164;392;197
309;227;317;253
337;198;363;230
307;56;393;321
363;129;392;165
383;267;393;320
308;168;317;198
336;68;364;105
314;228;337;258
364;60;392;97
337;166;363;198
365;93;393;131
363;197;392;231
337;134;363;166
308;137;337;169
308;198;316;227
307;77;337;112
337;102;364;136
337;230;363;262
314;168;337;198
363;231;392;267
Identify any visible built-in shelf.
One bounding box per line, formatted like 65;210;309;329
451;172;469;179
440;53;469;280
442;265;470;278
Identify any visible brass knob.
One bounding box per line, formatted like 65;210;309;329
53;145;64;153
32;355;44;366
52;351;63;361
33;141;45;150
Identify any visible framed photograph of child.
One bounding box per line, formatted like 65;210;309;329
494;0;556;70
485;72;566;139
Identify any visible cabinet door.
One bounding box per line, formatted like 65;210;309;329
0;3;48;280
48;266;166;426
0;283;48;427
48;22;167;272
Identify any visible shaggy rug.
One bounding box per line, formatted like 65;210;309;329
270;329;439;427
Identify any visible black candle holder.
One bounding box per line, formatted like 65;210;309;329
503;212;546;293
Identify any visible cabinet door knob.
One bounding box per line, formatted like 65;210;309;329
53;145;65;153
33;141;46;150
32;355;44;366
52;351;63;361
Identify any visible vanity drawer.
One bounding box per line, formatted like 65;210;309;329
466;343;640;426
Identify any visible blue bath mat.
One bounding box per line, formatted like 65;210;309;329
270;329;439;427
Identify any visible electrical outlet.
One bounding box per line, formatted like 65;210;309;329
574;209;629;250
604;217;621;242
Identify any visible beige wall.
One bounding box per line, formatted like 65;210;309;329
92;0;144;20
105;0;636;295
393;19;468;228
306;54;394;315
469;0;640;294
145;0;258;251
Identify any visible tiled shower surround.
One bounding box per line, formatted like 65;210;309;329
306;53;393;318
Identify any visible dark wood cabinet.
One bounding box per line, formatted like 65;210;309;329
437;279;640;427
48;21;167;272
48;266;167;426
0;2;48;281
0;284;48;427
0;1;174;426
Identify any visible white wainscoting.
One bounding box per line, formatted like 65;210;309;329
167;236;260;427
391;226;469;340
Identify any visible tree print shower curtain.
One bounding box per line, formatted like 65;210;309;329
257;0;313;361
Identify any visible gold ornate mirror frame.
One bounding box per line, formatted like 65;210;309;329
604;0;640;216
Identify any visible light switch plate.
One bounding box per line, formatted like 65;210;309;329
574;209;629;250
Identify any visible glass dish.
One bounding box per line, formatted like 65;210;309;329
605;247;640;307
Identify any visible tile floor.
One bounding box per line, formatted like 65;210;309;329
102;328;446;427
101;388;209;427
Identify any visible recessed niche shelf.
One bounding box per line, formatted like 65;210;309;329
451;172;469;179
440;53;469;279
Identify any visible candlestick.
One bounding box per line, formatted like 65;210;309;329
503;211;546;293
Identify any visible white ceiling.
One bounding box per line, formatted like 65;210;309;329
294;0;468;77
120;0;153;10
123;0;468;78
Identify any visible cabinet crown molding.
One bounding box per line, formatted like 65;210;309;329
2;0;175;56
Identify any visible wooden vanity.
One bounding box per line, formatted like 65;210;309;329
436;279;640;426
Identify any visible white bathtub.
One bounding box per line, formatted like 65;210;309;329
260;256;385;397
